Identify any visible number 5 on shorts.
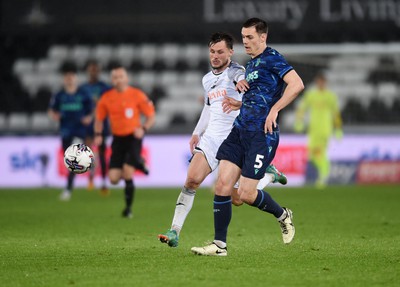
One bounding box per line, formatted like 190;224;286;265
254;154;264;168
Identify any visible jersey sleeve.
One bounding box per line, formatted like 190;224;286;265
266;51;293;79
227;62;246;83
82;91;94;115
48;93;60;111
192;104;210;136
137;90;155;117
201;75;210;106
96;94;108;121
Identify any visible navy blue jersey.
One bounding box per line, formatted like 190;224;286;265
80;81;111;103
80;81;111;136
49;88;93;139
234;47;293;132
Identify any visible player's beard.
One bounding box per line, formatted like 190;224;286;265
211;59;230;72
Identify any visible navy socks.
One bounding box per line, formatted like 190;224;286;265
251;189;284;218
213;195;232;244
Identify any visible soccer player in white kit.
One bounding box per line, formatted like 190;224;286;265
158;32;286;247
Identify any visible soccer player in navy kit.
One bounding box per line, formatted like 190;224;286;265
80;60;111;195
48;63;93;201
192;18;304;256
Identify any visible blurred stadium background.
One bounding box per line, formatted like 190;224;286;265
1;0;400;187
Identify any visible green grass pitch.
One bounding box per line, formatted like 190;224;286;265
0;185;399;287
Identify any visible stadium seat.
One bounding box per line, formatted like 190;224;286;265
8;113;30;133
166;85;204;101
48;45;69;61
36;59;61;74
12;59;35;76
92;44;113;66
159;43;182;69
377;82;398;106
137;43;158;68
76;72;88;86
114;44;138;64
20;73;43;96
136;71;157;92
181;71;202;86
152;113;173;130
182;44;206;68
40;73;63;93
157;98;202;123
158;71;180;88
330;56;378;70
280;110;296;132
69;45;91;68
31;112;58;133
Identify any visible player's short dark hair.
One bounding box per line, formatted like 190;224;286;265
60;61;77;74
242;18;268;35
314;71;327;81
109;62;125;71
208;32;234;50
85;59;99;69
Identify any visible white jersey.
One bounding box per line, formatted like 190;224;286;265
201;61;245;139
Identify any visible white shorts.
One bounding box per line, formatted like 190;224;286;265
194;133;225;171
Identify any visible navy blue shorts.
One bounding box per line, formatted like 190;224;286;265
216;126;280;180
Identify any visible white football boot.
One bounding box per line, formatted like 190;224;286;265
191;242;227;256
59;190;71;201
279;207;295;244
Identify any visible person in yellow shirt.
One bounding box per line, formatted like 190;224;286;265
295;73;343;188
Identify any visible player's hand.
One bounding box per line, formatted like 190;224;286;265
134;127;145;139
265;108;278;134
190;134;200;153
235;79;249;93
222;95;242;114
81;115;92;126
335;129;343;140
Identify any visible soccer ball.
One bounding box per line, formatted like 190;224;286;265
64;143;95;174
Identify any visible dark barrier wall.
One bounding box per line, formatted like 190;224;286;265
1;0;400;42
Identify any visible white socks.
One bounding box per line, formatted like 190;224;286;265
171;187;196;234
257;173;274;190
277;209;288;222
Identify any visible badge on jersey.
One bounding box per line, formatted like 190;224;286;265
125;108;134;118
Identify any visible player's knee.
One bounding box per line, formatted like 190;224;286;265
185;175;202;189
232;198;244;206
215;179;231;196
109;177;119;185
239;191;255;205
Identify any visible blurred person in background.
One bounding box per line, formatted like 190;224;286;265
294;72;343;188
158;32;287;248
80;60;111;195
94;65;155;218
48;62;93;201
